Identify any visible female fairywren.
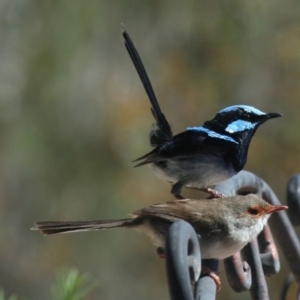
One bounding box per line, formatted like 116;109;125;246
32;194;287;261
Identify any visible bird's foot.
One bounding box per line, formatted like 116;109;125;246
201;266;221;291
201;188;225;199
184;186;225;198
156;247;166;259
174;194;185;200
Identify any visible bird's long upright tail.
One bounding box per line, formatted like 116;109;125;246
32;218;135;235
122;28;173;147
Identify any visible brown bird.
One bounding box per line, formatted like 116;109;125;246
32;194;287;261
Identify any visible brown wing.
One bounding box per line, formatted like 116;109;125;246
133;199;229;240
132;199;206;223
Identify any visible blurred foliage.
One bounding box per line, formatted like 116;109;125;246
51;268;96;300
0;289;21;300
0;0;299;299
0;267;96;300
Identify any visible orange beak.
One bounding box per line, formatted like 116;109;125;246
267;205;288;214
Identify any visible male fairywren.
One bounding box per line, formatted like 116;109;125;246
123;29;282;199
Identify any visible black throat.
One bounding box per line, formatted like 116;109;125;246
204;119;259;172
227;128;259;172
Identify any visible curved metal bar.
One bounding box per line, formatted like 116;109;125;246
241;240;269;300
224;252;252;292
257;225;280;275
215;170;300;285
280;273;295;300
194;260;219;299
165;220;202;300
165;222;218;299
213;170;262;198
194;276;217;300
287;174;300;226
260;178;300;284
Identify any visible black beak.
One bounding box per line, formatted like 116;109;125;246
267;112;282;119
257;112;282;125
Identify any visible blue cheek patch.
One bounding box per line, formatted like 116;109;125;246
225;120;257;133
187;127;239;144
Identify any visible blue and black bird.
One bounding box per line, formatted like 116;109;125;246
123;29;282;199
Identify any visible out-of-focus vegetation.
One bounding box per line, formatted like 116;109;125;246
51;268;96;300
0;268;96;300
0;0;299;299
0;289;21;300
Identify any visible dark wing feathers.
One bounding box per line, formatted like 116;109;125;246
134;128;238;166
133;130;208;166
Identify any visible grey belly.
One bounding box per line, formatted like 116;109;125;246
150;156;236;188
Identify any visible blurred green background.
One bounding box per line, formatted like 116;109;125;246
0;0;299;299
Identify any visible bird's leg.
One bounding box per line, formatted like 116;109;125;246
171;181;186;199
174;194;185;200
172;181;225;199
201;188;225;198
201;266;221;291
185;186;225;198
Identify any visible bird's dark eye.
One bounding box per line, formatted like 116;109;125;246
248;207;259;215
241;112;251;119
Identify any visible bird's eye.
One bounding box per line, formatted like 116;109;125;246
242;112;250;119
248;207;259;215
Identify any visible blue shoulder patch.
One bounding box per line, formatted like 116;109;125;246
187;127;239;144
225;120;257;133
219;105;266;116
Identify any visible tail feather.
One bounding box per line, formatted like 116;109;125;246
32;219;134;235
132;147;163;167
122;28;173;146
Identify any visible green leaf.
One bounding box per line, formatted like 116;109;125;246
51;267;97;300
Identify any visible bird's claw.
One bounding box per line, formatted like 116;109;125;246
201;266;221;291
202;188;225;199
183;186;225;199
